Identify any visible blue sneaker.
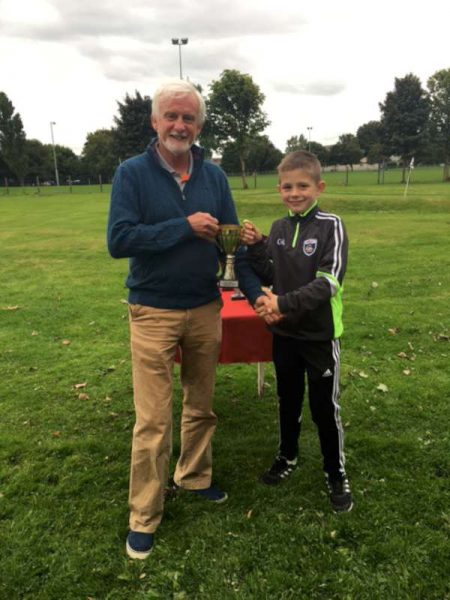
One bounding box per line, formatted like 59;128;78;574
126;531;154;560
188;485;228;503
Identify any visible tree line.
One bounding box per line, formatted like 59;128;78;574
0;68;449;188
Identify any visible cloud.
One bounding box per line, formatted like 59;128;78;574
0;0;303;86
1;0;304;42
273;81;346;96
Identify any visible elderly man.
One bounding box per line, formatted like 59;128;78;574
107;80;262;559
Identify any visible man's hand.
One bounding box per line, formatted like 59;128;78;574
187;212;219;242
241;219;263;245
254;292;284;324
260;287;280;314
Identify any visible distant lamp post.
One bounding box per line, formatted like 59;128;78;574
171;38;188;79
49;121;60;186
307;126;313;152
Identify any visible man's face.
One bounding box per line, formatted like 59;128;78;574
151;93;202;160
277;168;325;214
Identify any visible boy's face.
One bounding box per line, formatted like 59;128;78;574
277;168;325;214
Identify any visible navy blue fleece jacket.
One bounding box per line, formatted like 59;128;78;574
107;141;262;309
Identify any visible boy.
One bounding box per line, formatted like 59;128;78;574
241;151;352;513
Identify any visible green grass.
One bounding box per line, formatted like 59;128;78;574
1;170;450;599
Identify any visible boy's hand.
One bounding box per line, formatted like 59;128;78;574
241;219;263;245
254;290;283;324
260;287;280;314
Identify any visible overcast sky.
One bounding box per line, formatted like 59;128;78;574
0;0;448;155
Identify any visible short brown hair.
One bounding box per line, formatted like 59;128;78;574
277;151;322;183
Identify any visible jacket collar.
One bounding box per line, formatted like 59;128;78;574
288;201;319;223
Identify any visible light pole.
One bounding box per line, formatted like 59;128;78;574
307;126;313;152
171;38;188;79
49;121;60;186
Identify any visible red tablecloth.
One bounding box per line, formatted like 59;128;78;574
176;291;273;364
218;291;272;363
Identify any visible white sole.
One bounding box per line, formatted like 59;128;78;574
126;540;153;560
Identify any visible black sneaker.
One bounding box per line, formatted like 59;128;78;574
326;475;353;513
260;456;298;485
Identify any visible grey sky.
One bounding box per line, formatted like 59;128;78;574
0;0;448;154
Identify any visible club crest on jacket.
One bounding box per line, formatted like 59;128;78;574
303;238;318;256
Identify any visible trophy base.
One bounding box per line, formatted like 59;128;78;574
219;279;239;290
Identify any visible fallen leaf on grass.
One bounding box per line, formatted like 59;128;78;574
358;371;369;379
388;328;399;335
2;305;21;311
403;369;411;376
371;281;379;289
62;339;71;346
78;393;90;401
73;382;87;389
51;431;61;437
435;333;449;342
246;509;253;519
377;383;388;393
31;331;39;336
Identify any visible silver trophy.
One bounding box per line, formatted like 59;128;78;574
216;224;242;289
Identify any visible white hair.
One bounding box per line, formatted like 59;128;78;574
152;80;206;126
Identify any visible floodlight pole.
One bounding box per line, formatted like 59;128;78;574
307;126;313;152
50;121;60;186
171;37;188;79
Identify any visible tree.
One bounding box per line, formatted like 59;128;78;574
248;135;283;173
0;91;27;184
308;142;329;167
285;135;308;153
82;129;118;181
427;68;450;181
220;135;282;174
23;139;53;182
204;70;269;189
329;134;363;169
113;91;156;160
379;74;430;182
51;145;80;183
0;152;13;181
356;121;385;163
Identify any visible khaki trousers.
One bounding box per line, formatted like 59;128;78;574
128;298;222;533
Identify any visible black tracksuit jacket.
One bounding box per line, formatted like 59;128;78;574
246;204;348;343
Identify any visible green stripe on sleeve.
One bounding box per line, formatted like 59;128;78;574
316;270;344;339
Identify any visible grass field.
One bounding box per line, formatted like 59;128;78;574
1;168;449;599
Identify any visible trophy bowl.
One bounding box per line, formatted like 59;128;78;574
216;224;242;289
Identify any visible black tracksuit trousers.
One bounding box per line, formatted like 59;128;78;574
272;333;346;479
